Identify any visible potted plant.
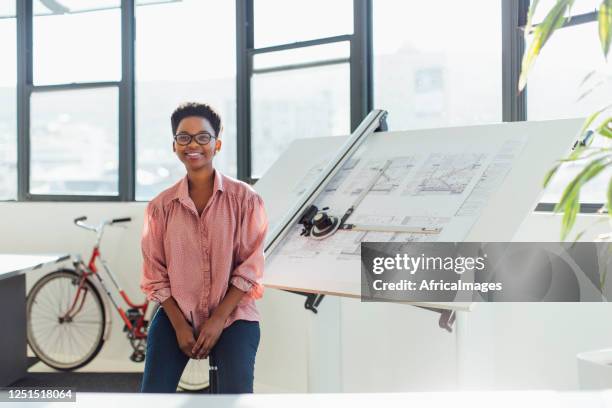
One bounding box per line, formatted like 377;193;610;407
520;0;612;241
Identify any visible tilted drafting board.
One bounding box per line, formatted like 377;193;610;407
255;117;583;312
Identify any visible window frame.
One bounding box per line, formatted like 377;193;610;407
16;0;134;201
0;0;18;200
236;0;372;183
3;0;603;210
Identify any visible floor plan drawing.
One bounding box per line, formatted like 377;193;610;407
344;156;418;196
404;153;487;196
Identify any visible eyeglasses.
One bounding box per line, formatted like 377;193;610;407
173;132;216;146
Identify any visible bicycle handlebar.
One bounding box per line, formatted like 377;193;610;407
111;217;132;224
73;216;132;231
74;216;87;224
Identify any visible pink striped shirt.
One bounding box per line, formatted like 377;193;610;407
140;170;268;331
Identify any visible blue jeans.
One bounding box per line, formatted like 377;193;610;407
140;306;260;393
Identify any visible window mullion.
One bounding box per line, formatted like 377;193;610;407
119;0;135;201
16;0;32;201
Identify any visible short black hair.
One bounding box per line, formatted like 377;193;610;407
171;102;223;137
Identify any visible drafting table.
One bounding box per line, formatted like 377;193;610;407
256;114;583;315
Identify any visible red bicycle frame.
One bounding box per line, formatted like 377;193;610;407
65;217;150;339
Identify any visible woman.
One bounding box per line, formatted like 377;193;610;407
140;102;268;393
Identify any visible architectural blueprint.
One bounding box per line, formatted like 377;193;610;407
255;118;583;304
275;134;528;263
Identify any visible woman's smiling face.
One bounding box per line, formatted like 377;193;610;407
173;116;222;172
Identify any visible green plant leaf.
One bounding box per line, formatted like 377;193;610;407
573;229;586;243
519;0;575;91
580;105;612;136
607;176;612;216
554;169;582;213
581;158;609;186
557;157;610;239
599;0;612;58
580;69;597;87
561;193;579;241
571;206;611;244
568;145;588;161
597;117;612;138
525;0;540;36
560;148;608;162
577;79;605;102
543;162;561;187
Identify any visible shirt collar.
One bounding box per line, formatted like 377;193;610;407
174;169;224;203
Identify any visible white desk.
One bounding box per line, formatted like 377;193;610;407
0;254;70;280
0;253;70;387
6;390;612;408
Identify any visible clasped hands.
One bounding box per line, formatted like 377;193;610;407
176;314;225;359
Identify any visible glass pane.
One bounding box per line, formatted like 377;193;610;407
254;0;353;48
532;0;600;24
0;2;16;200
136;0;181;5
253;42;350;71
30;88;119;195
528;23;612;204
135;0;236;201
251;64;350;178
373;0;502;131
0;0;14;17
33;3;121;85
34;0;120;15
527;24;612;120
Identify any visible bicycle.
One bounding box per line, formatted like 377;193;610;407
26;215;209;391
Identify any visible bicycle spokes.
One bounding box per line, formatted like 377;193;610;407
179;359;210;391
60;280;89;321
27;271;105;370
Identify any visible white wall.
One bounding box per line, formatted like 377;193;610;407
1;202;610;392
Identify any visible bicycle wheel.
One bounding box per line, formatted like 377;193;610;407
27;268;106;371
179;358;210;391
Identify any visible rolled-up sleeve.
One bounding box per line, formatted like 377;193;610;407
230;194;268;299
140;202;171;304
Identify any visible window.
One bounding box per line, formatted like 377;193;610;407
33;1;121;85
25;2;123;199
250;44;351;178
372;0;502;130
135;0;237;200
11;0;585;204
247;2;354;179
253;0;353;48
254;42;349;69
527;24;612;121
527;16;611;205
0;0;16;200
29;88;119;195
